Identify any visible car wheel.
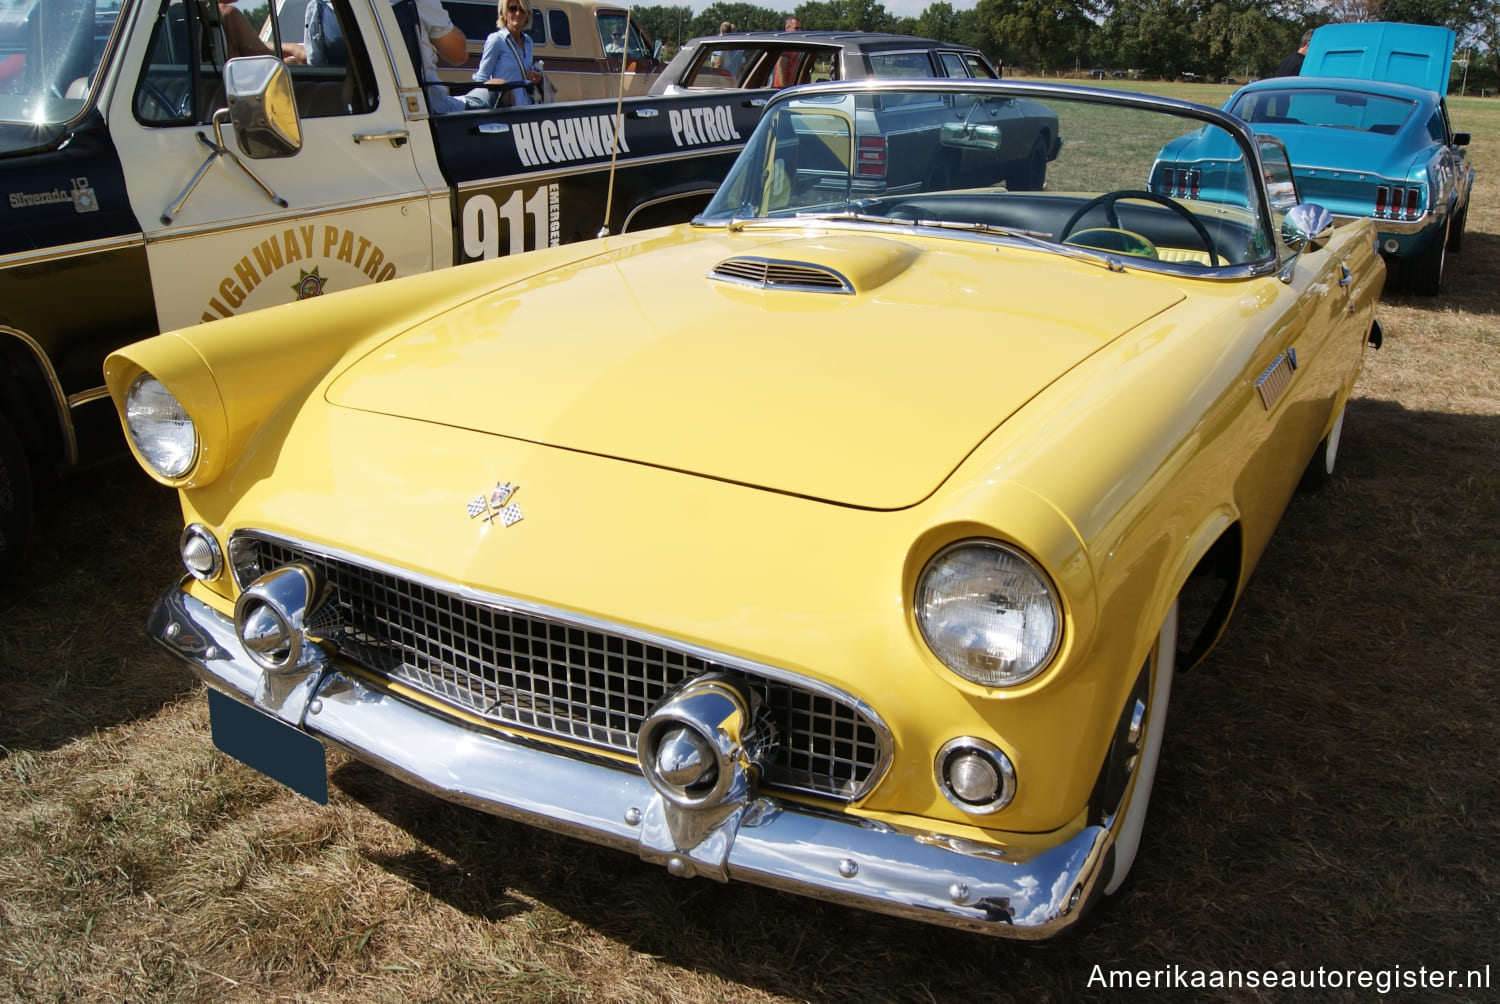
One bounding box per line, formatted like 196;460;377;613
1299;403;1345;492
1445;203;1466;253
1006;134;1049;191
1100;601;1178;895
1405;222;1447;296
0;412;34;583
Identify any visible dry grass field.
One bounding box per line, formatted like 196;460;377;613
3;82;1497;1002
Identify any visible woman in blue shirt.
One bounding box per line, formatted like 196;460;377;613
466;1;543;107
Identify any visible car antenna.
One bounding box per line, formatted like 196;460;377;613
599;6;633;238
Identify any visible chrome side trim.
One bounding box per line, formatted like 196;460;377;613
0;233;146;271
621;188;718;232
0;325;77;467
150;582;1110;939
454;144;748;192
143;192;443;245
67;386;112;408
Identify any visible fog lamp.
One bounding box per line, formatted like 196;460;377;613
1382;238;1400;253
637;675;765;810
179;524;223;580
233;563;325;673
936;737;1016;814
653;726;719;791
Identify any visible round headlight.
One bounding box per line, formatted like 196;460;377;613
124;373;196;479
916;541;1061;687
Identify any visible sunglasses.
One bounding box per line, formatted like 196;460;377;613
506;5;524;12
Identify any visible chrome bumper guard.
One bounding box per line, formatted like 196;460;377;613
151;582;1111;939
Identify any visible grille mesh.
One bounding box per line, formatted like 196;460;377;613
239;535;884;801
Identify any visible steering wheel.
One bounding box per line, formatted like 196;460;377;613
137;79;193;122
1059;190;1220;267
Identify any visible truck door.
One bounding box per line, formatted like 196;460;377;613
110;0;440;330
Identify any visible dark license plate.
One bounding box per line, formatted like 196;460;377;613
207;688;329;804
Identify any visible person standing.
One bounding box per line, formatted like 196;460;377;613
468;0;542;106
1276;29;1312;77
773;15;802;87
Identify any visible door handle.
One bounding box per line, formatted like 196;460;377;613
354;129;410;147
1338;265;1352;287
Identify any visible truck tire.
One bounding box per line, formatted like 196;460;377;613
1405;222;1447;296
0;412;34;582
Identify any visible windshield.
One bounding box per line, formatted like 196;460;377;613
1228;87;1417;135
0;0;124;128
701;82;1280;271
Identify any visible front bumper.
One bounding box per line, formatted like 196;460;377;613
151;580;1112;939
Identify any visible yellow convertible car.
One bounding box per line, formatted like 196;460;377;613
106;80;1384;938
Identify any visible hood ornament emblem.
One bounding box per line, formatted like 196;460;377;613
467;481;524;527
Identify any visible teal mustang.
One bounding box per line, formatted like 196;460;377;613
1156;23;1472;295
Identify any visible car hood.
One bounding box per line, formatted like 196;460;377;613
325;230;1185;509
1304;22;1455;95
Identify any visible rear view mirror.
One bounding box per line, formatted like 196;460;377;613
940;121;1001;151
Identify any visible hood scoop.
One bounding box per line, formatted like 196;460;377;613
709;234;921;294
711;256;853;293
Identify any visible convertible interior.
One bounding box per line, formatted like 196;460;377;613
796;190;1269;268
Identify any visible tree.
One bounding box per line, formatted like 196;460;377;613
793;0;897;31
633;5;695;47
686;3;787;36
975;0;1100;73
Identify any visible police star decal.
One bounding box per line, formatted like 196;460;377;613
467;481;524;527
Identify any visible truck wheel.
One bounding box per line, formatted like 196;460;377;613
1005;135;1049;192
1405;223;1447;296
0;412;34;582
1446;204;1466;253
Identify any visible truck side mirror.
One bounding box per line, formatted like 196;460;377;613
224;55;303;159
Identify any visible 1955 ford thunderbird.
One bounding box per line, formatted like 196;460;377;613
105;79;1384;938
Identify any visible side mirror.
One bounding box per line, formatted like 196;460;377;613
1453;132;1470;147
653;38;664;61
224;55;302;159
1281;203;1334;253
1278;202;1334;283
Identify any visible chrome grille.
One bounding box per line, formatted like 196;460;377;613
710;256;853;293
236;534;886;801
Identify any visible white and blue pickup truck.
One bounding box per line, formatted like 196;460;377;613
0;0;768;577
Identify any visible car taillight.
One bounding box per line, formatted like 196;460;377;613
1375;185;1424;220
856;135;886;179
1159;167;1200;199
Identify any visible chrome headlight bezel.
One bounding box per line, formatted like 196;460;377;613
123;372;198;480
915;539;1062;688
